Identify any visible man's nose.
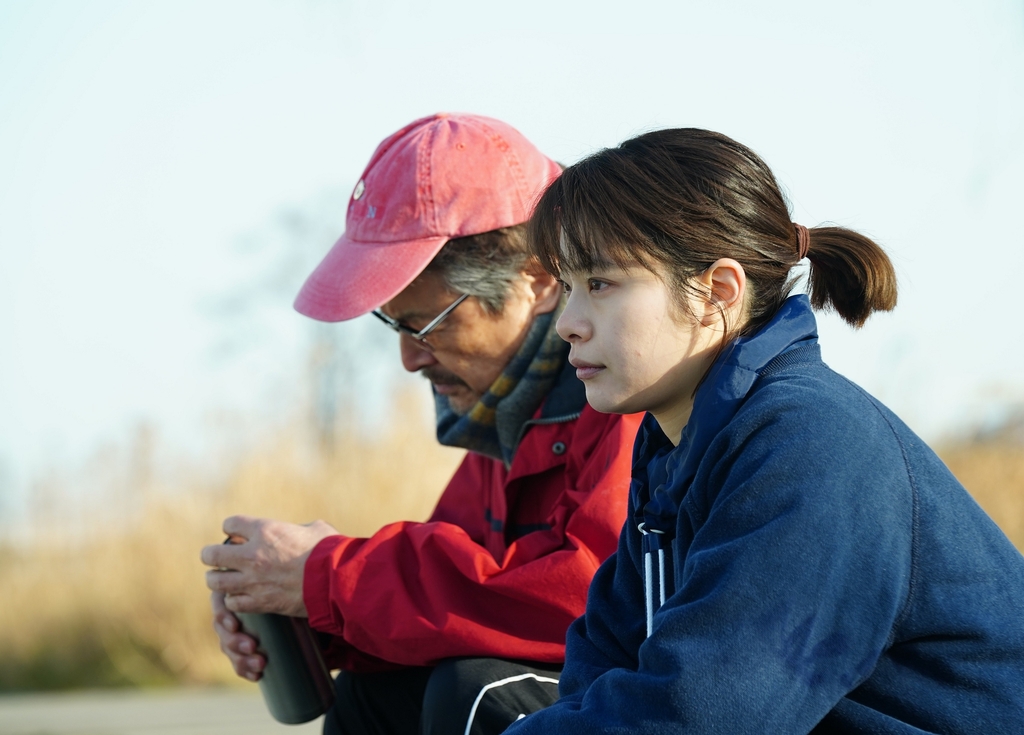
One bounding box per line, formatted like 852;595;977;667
399;334;438;372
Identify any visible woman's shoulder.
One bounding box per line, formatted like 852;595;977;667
714;356;928;486
746;358;890;430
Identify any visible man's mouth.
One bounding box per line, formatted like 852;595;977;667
422;367;469;393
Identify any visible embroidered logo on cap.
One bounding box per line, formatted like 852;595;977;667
352;179;365;200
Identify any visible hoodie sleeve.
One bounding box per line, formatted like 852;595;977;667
506;388;915;734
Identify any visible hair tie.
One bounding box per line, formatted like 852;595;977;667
794;223;811;261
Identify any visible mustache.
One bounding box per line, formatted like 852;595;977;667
421;367;469;388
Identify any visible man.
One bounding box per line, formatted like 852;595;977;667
201;113;642;735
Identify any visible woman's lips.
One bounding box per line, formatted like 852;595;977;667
571;360;605;381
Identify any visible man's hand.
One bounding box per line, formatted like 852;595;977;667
210;590;265;681
200;515;338;618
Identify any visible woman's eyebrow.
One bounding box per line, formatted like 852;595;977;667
561;256;618;275
586;258;620;274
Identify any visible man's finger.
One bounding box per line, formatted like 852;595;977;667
213;604;239;633
200;544;223;568
222;641;264;680
213;619;258;656
201;539;254;570
210;592;239;632
210;590;229;614
222;591;256;614
200;543;242;569
205;568;247;594
218;611;238;633
223;514;258;540
244;657;265;680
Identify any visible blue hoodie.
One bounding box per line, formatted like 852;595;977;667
505;295;1024;734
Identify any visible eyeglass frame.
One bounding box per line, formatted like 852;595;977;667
371;292;469;345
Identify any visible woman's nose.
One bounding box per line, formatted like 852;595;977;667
399;333;438;372
556;293;590;343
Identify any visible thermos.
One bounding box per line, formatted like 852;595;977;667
236;611;336;724
224;536;336;724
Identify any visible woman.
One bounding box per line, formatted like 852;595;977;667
505;128;1024;733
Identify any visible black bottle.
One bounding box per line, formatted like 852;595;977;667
222;536;335;723
236;611;336;724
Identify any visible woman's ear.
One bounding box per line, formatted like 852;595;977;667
695;258;746;329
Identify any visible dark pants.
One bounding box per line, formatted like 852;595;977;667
322;658;562;735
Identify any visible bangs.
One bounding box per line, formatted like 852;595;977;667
528;151;662;278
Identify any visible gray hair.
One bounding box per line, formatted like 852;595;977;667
422;225;532;314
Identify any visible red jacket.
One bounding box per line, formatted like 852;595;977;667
304;389;643;671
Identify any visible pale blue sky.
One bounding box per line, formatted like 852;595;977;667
2;0;1023;508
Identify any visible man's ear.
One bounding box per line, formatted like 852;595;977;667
522;260;562;316
694;258;746;329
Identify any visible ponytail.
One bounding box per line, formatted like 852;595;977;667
804;226;897;328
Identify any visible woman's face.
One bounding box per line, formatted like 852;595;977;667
555;261;724;442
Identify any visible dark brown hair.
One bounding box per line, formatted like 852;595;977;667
529;128;897;334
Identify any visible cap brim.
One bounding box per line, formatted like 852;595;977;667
294;233;449;322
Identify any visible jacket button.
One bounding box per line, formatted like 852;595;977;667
551;441;566;455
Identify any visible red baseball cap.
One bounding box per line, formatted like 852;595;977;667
294;113;562;322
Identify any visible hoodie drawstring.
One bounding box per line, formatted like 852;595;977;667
658;545;666;607
638;524;667;638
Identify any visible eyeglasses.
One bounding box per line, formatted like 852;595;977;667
372;293;469;345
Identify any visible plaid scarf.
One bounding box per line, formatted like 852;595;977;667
435;303;568;467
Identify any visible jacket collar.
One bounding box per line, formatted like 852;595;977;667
634;295;821;535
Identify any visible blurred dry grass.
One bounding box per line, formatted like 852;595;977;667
0;414;1020;691
938;442;1024;550
0;396;464;691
